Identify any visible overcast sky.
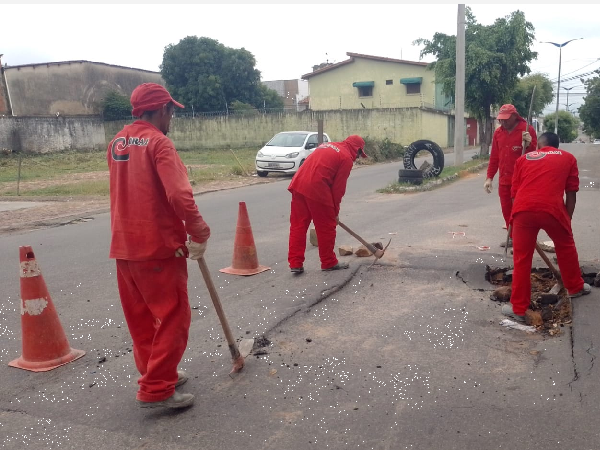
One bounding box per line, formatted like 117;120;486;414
3;2;599;113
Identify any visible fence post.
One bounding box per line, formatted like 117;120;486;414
16;152;22;196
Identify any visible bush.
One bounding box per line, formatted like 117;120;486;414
360;137;404;163
102;91;131;121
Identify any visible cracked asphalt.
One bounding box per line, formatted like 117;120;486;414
0;144;598;449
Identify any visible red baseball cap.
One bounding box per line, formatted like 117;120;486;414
131;83;184;117
496;104;518;120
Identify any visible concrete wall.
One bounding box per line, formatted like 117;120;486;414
4;61;163;116
0;116;106;153
105;108;451;150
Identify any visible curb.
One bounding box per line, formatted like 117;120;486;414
386;162;488;193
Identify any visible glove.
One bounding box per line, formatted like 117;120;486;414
175;248;185;257
522;131;532;146
335;215;340;224
186;239;207;260
484;178;493;194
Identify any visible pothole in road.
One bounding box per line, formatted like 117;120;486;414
486;265;570;335
485;265;600;335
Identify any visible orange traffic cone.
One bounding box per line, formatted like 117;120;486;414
220;202;270;276
9;246;85;372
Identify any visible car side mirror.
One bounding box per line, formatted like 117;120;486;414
306;143;316;149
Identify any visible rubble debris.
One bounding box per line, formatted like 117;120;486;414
355;246;372;257
339;245;353;256
525;310;543;327
500;319;537;333
490;286;511;302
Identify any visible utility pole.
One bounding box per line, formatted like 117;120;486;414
454;4;466;165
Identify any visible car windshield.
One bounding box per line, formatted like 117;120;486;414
266;133;308;147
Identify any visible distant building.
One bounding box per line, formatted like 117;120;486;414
0;59;163;116
261;79;308;111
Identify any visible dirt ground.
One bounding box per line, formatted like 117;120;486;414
0;173;276;234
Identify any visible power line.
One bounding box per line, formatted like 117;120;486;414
550;58;600;81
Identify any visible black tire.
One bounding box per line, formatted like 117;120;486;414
257;171;268;177
398;176;423;185
398;168;423;185
403;140;444;178
398;169;423;178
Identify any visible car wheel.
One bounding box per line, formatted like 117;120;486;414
257;171;268;177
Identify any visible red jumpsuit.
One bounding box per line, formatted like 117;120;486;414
487;119;537;227
509;147;584;315
288;135;364;269
107;120;210;402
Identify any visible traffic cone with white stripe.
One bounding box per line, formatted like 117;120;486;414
9;246;85;372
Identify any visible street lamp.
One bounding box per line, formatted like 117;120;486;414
562;86;574;112
541;38;583;134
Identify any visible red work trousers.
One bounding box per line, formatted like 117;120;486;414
288;192;338;270
116;256;191;402
499;184;513;229
510;211;584;315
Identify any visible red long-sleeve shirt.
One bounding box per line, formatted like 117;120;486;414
487;119;537;185
287;136;363;215
510;147;579;231
107;121;210;261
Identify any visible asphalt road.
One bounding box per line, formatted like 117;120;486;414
0;144;598;449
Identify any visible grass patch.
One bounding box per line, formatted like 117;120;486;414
377;157;488;194
0;151;107;183
0;147;260;196
2;180;110;197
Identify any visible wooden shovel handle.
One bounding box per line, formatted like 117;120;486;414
197;257;240;359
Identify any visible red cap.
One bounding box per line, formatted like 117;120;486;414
131;83;184;117
496;104;518;120
345;135;367;158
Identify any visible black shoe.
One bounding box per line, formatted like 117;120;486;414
290;267;304;274
322;262;349;271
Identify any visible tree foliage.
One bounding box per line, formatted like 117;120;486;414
512;73;554;118
102;90;131;120
578;70;600;138
543;111;580;143
161;36;282;113
414;8;537;154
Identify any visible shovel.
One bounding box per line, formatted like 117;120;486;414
197;256;247;374
337;220;391;267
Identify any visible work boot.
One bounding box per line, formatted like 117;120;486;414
137;391;194;409
500;238;513;248
322;262;349;271
175;370;188;387
290;267;304;274
569;283;592;298
501;303;526;323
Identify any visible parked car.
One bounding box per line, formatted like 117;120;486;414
255;131;330;177
593;139;600;145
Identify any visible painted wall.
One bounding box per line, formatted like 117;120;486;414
306;57;443;111
105;108;451;150
4;61;163;116
0;116;106;153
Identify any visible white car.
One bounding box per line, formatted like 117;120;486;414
255;131;330;177
593;139;600;145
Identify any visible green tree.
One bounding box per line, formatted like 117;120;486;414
102;91;131;120
415;9;537;155
511;73;554;118
543;111;580;143
230;100;258;114
161;36;281;113
578;70;600;138
258;84;284;110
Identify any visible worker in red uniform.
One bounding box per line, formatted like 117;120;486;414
107;83;210;409
501;132;591;323
288;135;366;273
484;104;537;247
